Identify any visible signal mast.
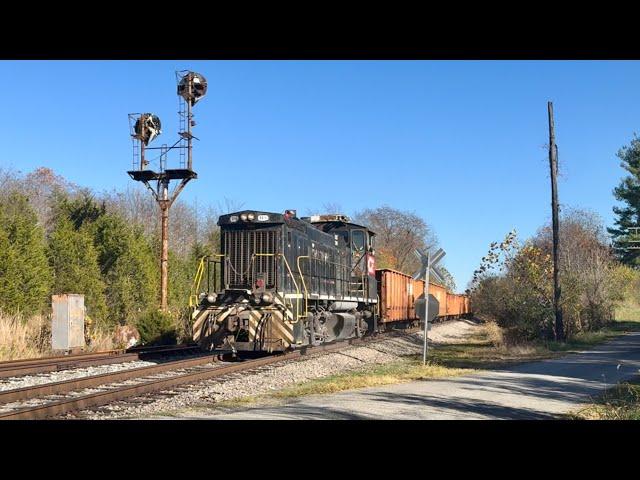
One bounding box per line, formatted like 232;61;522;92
127;71;207;312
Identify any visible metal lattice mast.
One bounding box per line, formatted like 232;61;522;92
127;71;207;312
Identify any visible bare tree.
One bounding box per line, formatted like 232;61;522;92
0;167;80;234
353;205;438;274
304;201;345;217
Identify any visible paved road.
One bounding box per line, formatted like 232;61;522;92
205;332;640;419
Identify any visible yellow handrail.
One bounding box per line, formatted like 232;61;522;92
188;256;208;309
254;253;301;323
296;255;310;319
188;254;225;309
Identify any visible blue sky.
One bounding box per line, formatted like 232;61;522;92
0;60;637;291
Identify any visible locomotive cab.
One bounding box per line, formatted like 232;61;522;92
304;214;378;300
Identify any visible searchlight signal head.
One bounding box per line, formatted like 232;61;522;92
134;113;162;146
177;71;207;106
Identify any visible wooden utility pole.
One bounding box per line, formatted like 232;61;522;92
548;101;564;341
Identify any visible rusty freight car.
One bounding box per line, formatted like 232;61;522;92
376;268;471;326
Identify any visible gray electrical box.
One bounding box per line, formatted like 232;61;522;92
52;294;86;351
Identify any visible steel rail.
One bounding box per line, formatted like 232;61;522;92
0;353;223;404
0;345;200;379
0;334;393;420
0;350;126;369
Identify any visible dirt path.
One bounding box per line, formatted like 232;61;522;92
428;318;482;344
199;332;640;420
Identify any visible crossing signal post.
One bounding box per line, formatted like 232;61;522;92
413;247;445;365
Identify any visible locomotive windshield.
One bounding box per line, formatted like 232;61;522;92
352;230;366;252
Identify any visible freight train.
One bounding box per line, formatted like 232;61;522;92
190;210;471;353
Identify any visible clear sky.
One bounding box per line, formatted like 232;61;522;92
0;60;637;291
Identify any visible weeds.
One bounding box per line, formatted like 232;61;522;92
0;310;116;361
572;379;640;420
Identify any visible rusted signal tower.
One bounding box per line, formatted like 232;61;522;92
127;71;207;312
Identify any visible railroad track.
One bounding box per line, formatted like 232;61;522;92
0;332;406;420
0;344;199;379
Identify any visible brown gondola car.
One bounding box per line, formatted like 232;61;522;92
376;268;471;326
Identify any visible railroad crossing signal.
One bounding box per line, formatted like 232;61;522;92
413;247;446;283
413;247;446;365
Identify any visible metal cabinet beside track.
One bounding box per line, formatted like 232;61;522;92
52;294;85;351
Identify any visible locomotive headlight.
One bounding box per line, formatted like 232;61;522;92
206;293;217;304
261;293;273;304
240;214;248;221
247;213;255;221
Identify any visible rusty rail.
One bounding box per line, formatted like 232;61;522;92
0;332;403;420
0;345;199;379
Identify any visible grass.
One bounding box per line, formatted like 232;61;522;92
432;324;640;371
271;360;468;399
615;299;640;322
570;377;640;420
566;302;640;420
0;310;116;361
0;312;50;361
191;358;469;413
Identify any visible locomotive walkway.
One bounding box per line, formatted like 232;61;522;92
204;332;640;419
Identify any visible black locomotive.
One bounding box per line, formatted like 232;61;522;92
191;209;378;352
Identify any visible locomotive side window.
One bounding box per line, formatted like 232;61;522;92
351;230;366;253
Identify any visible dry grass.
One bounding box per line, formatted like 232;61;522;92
427;319;640;370
615;299;640;322
0;311;115;361
0;311;51;361
483;321;505;347
202;359;469;412
429;325;552;370
86;327;117;352
571;378;640;420
271;360;468;399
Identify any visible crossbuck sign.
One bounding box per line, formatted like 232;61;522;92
413;247;446;365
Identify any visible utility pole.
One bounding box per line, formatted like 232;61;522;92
548;101;564;341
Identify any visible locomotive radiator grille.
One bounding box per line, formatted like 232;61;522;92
224;229;278;288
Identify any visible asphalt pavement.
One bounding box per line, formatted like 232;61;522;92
204;332;640;419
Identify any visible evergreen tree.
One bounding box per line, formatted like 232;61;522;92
168;251;194;312
48;216;107;322
93;214;158;325
0;193;52;313
609;135;640;267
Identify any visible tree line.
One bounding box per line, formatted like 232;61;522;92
469;136;640;342
0;167;224;342
0;167;451;343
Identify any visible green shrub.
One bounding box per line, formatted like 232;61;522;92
135;310;178;345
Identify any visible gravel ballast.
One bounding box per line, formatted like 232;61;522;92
0;360;158;392
69;320;482;420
